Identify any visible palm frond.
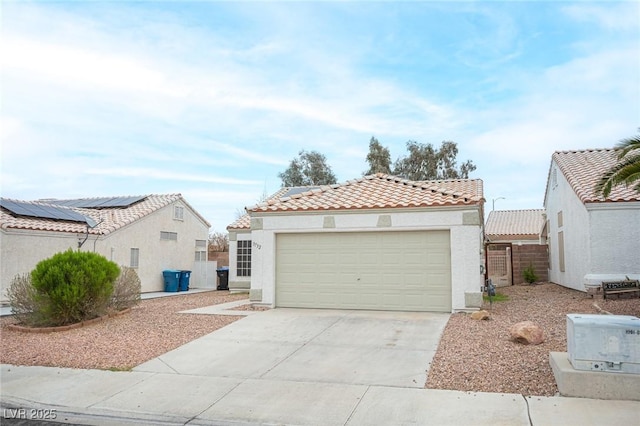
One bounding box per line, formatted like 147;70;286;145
595;133;640;198
614;136;640;159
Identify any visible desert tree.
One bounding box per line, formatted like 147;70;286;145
393;140;476;181
364;136;392;175
278;150;337;186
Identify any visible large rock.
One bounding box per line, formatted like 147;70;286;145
509;321;544;345
471;310;490;320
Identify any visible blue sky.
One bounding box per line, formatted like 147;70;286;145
1;1;638;233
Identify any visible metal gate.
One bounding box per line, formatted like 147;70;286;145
487;244;512;287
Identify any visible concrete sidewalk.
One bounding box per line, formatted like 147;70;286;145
2;308;639;425
2;364;638;426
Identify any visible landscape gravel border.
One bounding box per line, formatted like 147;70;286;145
1;291;247;370
425;282;639;396
1;284;638;395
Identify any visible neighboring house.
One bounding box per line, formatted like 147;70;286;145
485;209;548;286
0;194;210;300
543;149;640;292
228;174;485;313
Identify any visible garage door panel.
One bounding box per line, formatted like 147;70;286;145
276;231;451;312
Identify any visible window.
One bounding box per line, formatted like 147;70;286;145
557;211;563;228
130;248;139;268
195;250;207;261
173;205;184;221
237;240;252;277
195;239;207;248
551;167;558;189
160;231;178;241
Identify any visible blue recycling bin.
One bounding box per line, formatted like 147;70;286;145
162;270;180;292
178;270;191;291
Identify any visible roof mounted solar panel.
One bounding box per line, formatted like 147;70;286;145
283;187;320;197
46;196;146;209
0;199;96;226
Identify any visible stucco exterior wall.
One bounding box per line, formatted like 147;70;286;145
588;203;640;275
1;229;78;300
0;200;209;300
248;207;484;312
545;161;591;291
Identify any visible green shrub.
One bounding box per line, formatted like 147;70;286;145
523;264;539;284
111;266;142;311
30;249;119;326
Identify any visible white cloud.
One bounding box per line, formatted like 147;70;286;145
562;3;640;31
1;37;185;97
85;168;261;186
207;141;287;166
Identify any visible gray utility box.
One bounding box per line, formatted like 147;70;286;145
567;314;640;374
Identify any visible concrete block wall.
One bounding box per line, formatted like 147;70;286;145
208;251;229;267
512;244;549;284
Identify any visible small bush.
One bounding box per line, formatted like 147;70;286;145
523;264;539;284
30;249;119;326
6;274;46;326
110;266;142;311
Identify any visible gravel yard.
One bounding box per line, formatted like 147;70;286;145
425;282;640;396
1;283;638;397
0;291;247;370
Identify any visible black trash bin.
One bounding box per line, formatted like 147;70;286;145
216;267;229;291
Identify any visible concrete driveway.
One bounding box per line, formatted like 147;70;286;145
134;308;449;388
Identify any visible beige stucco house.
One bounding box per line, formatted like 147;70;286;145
543;148;640;292
1;194;210;301
228;174;486;313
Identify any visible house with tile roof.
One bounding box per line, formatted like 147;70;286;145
485;209;548;286
1;194;211;300
543;149;640;292
228;173;485;312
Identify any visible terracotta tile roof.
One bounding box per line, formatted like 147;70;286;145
227;213;251;230
550;149;640;204
485;209;545;241
249;174;484;213
0;194;197;234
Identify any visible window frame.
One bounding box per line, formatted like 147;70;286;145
237;240;252;277
160;231;178;241
173;205;185;221
130;248;140;268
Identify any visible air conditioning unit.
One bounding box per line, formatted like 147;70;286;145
567;314;640;374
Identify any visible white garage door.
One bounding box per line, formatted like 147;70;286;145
276;231;451;312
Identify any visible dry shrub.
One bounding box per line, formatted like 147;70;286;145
6;274;46;326
110;266;141;311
